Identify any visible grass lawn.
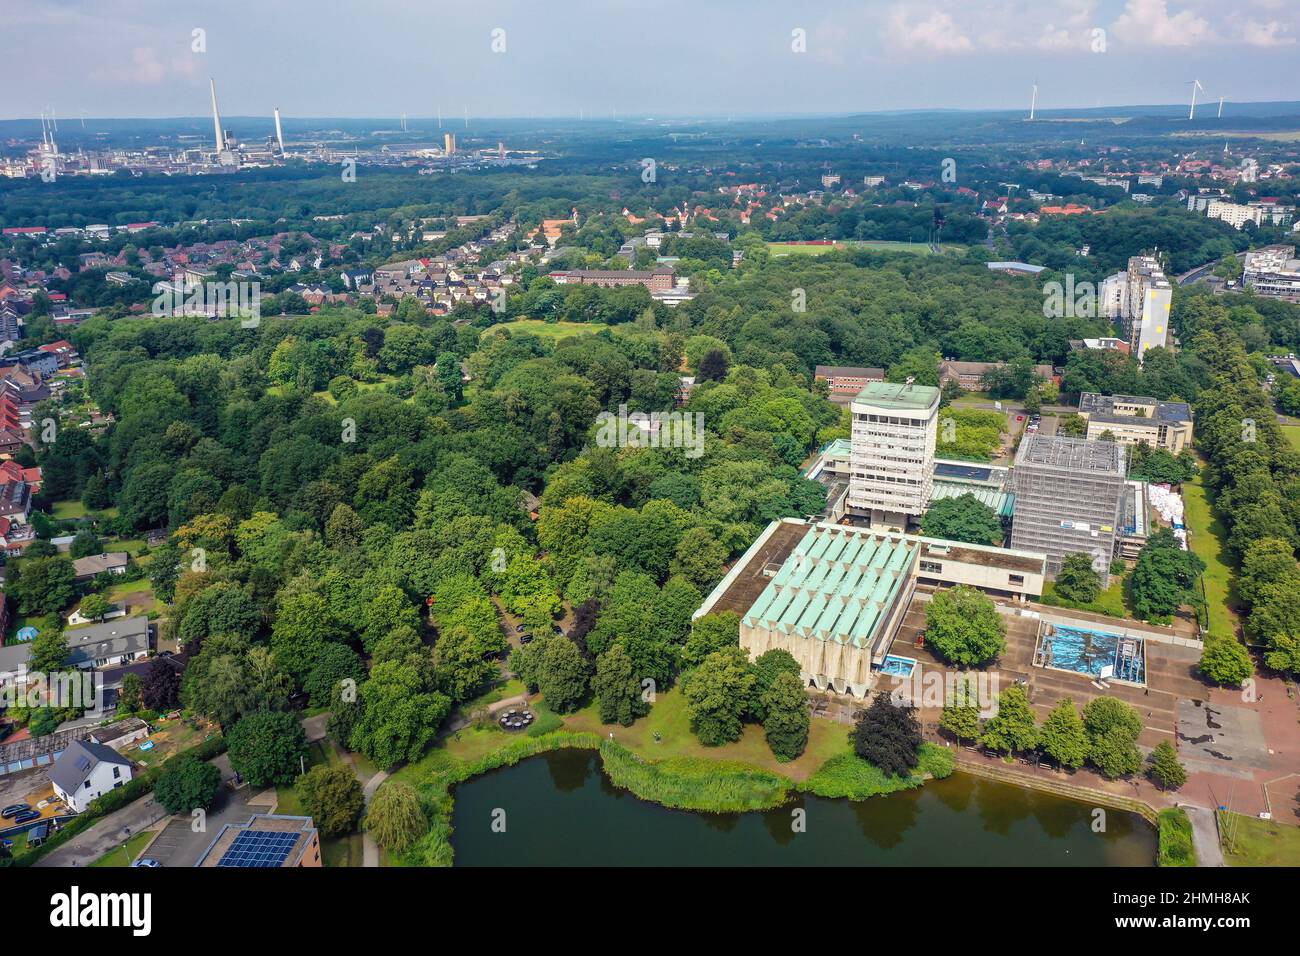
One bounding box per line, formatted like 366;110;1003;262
1041;574;1131;618
561;686;850;783
1282;424;1300;452
49;501;118;521
275;738;366;866
488;318;609;340
1219;811;1300;866
89;830;156;867
1183;469;1241;639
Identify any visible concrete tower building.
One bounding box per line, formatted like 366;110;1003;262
846;381;940;529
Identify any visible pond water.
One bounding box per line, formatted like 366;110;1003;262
450;749;1156;866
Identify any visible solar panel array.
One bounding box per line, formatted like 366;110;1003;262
217;829;300;867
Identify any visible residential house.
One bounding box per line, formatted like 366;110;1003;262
51;739;134;813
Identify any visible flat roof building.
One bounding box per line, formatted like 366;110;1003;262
694;518;1047;699
1077;392;1192;454
847;381;940;529
196;813;322;868
1011;434;1127;586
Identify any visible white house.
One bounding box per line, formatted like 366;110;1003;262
50;739;134;813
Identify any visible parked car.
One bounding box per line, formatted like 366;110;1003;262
131;858;163;868
1;804;31;819
519;633;534;645
11;809;41;824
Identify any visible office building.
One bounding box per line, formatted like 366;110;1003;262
847;381;940;529
1011;434;1127;586
1077;392;1193;454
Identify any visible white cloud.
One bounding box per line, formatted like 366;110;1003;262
886;9;975;53
1238;19;1295;46
1110;0;1213;47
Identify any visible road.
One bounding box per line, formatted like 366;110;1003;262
1185;806;1225;867
1176;251;1245;287
35;794;168;867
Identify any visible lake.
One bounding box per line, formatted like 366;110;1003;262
450;749;1156;866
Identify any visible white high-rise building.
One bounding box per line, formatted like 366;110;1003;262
847;381;940;530
1126;255;1172;361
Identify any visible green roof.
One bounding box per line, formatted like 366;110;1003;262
742;525;916;649
930;479;1014;519
852;381;941;410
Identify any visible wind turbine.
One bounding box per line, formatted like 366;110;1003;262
1029;80;1038;121
1217;94;1227;119
1188;79;1203;121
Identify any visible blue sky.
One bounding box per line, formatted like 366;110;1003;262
2;0;1296;119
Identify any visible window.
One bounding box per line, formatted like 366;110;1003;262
920;560;943;574
83;780;91;789
112;767;121;779
1009;574;1025;586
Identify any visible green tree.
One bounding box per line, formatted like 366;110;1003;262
350;660;451;768
78;593;113;622
980;686;1038;755
536;636;591;714
117;672;143;714
365;781;426;853
924;586;1006;666
682;611;740;668
762;670;810;762
1147;739;1187;791
920;493;1003;546
1038;697;1089;770
852;692;922;777
1083;696;1142;779
939;679;982;746
1198;634;1253;686
297;763;365;837
683;646;756;746
1054;553;1101;604
12;556;76;615
227;711;309;788
153;754;221;814
592;642;648;726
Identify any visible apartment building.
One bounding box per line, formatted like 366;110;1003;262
814;364;885;399
1103;255;1171;362
1010;434;1127;586
1243;245;1300;303
847;381;939;529
1077;392;1193;454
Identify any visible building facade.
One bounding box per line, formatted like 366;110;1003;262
847;381;939;529
1077;392;1193;454
1010;434;1127;586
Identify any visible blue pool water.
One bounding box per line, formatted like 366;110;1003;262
879;655;918;678
1038;625;1145;684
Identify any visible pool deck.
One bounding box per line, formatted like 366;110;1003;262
887;596;1206;751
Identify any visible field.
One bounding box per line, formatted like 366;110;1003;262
1182;469;1241;639
1282;424;1300;452
561;686;850;783
1220;811;1300;866
488;318;610;340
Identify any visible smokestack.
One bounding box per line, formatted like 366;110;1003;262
273;107;285;155
210;78;225;152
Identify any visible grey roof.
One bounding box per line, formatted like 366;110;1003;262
50;738;131;794
1078;392;1192;426
64;615;150;667
72;552;128;577
0;641;30;674
1014;433;1127;476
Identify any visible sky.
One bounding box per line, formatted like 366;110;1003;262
1;0;1296;120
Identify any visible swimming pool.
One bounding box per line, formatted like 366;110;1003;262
879;655;918;678
1036;625;1145;684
